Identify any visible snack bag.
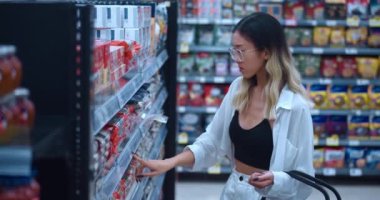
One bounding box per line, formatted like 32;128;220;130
179;54;195;74
314;148;325;169
177;84;189;106
328;85;350;109
370;116;380;140
284;0;305;20
346;27;368;47
368;28;380;48
215;26;233;46
366;149;380;169
196;53;214;75
198;25;214;45
337;56;358;78
179;25;196;45
313;27;331;46
305;0;325;20
321;57;338;78
356;57;379;79
310;84;329;109
285;28;300;46
369;85;380;109
346;148;367;168
347;0;369;18
326;115;348;137
299;55;321;77
348;116;370;140
300;28;313;46
313;115;328;138
324;147;345;168
189;83;204;106
349;85;369;109
215;54;229;76
325;1;346;19
330;27;346;47
204;85;224;106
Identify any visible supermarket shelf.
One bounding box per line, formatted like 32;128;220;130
179;45;380;56
97;88;168;200
130;126;168;200
178;106;380;116
147;174;166;200
315;168;380;177
176;165;231;175
303;78;380;85
177;75;237;83
91;49;168;136
178;18;377;27
315;138;380;147
0;146;32;177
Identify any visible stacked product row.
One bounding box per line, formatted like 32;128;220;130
179;0;380;20
0;45;39;199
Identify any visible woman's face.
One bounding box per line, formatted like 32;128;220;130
231;31;268;79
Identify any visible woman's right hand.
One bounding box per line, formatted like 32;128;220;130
133;154;175;178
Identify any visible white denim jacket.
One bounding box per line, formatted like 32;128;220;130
185;76;315;200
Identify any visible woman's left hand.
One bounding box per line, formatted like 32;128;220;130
248;171;274;189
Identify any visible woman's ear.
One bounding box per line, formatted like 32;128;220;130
264;49;270;60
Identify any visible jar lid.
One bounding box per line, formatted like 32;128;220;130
15;88;30;97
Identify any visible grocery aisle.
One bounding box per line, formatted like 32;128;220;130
176;181;380;200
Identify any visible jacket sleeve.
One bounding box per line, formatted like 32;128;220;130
256;102;315;199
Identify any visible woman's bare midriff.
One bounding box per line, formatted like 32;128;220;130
235;159;266;175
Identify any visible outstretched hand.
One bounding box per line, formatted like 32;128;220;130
248;171;274;189
133;154;175;178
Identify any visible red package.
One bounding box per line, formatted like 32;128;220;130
177;84;189;106
324;147;345;168
204;85;224;106
306;0;325;20
337;56;358;78
321;57;338;78
284;0;305;20
189;83;204;106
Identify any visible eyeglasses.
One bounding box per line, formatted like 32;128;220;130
228;47;257;62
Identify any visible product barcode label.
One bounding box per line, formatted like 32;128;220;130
348;140;360;146
208;164;221;174
214;77;226;83
206;107;217;113
326;20;337;26
312;48;324;54
178;133;189;145
356;79;370;85
345;48;358;55
323;168;336;176
349;168;362;177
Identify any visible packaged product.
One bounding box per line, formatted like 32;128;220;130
215;54;229;76
197;25;214;46
321;57;338;78
330;27;346;47
204;85;225;106
285;28;300;46
284;0;305;20
370;116;380;139
179;54;195;75
178;25;195;45
312;115;328;138
305;0;325;20
233;3;246;18
345;148;367;168
326;115;348;137
324;147;345;168
325;1;347;19
300;28;313;46
349;85;369;109
313;27;331;46
368;28;380;48
366;149;380;169
177;84;189;106
347;0;369;18
196;53;214;75
348;115;370;140
178;113;203;140
356;57;379;79
328;85;350;109
215;26;233;46
369;85;380;109
296;55;320;77
258;3;283;20
370;0;380;16
346;27;368;46
309;84;329;109
189;83;204;106
314;148;325;169
337;56;358;78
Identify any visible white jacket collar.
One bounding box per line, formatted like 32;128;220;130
275;84;294;111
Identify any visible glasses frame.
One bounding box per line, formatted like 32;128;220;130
228;47;257;62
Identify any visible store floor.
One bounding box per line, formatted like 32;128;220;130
176;180;380;200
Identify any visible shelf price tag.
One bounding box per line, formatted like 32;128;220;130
323;168;336;176
311;109;321;115
214;77;226;83
348;140;360;146
375;110;380;116
178;107;186;113
345;48;358;55
326;20;337;26
206;107;217;113
319;78;332;85
179;43;190;53
356;79;370;85
349;168;362;177
326;135;339;146
199;76;206;83
346;16;360;27
197;18;209;24
309;20;317;26
178;133;189;145
285;19;297;26
353;110;362;115
208;164;221;174
312;48;324;54
178;76;186;82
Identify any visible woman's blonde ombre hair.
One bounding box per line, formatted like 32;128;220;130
232;12;307;119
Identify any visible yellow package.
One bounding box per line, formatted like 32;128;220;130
313;27;331;46
369;85;380;109
356;57;379;79
328;85;350;109
309;84;329;109
348;116;370;140
330;27;345;47
349;85;369;110
346;27;368;46
313;148;324;169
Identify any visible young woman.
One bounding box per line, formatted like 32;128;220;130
134;12;314;200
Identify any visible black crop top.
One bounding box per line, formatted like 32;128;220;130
229;110;273;170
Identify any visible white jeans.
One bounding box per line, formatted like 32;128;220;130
220;169;263;200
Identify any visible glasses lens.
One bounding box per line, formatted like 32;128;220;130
229;48;242;62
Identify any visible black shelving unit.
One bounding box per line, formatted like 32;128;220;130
0;1;178;200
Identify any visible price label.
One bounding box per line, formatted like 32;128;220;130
348;140;360;146
346;17;360;27
353;110;362;115
178;76;186;82
206;107;217;113
323;168;336;176
326;20;337;26
208;164;221;174
178;107;186;113
326;136;339;146
314;136;319;146
309;20;317;26
311;109;321;115
197;18;209;24
312;48;324;54
345;48;358;55
319;78;332;85
375;110;380;116
178;133;189;145
214;77;226;83
199;76;206;83
179;43;190;53
356;79;370;85
285;19;297;26
349;168;362;177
